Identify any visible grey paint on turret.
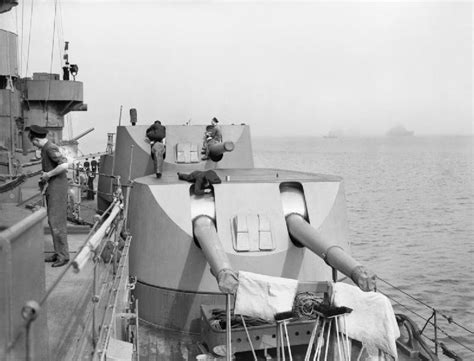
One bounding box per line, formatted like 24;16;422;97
112;124;254;183
130;170;346;291
128;168;349;331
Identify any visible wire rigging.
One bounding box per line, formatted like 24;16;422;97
46;0;59;126
57;0;65;63
25;0;35;77
20;0;24;75
379;277;474;357
378;276;473;335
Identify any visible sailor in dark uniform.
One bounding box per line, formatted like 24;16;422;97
177;170;222;195
27;125;70;267
146;120;166;178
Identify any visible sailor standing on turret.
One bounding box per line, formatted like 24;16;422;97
201;117;223;160
146;120;166;178
27;125;70;267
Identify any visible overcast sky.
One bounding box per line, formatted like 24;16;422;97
1;1;472;151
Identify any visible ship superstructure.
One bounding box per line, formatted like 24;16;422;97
0;15;86;203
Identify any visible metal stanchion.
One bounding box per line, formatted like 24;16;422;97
21;301;40;361
226;294;232;361
92;257;98;347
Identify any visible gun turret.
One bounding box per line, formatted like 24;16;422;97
208;141;234;162
281;184;376;291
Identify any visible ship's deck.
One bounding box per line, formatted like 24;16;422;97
33;194;99;360
43;231;95;360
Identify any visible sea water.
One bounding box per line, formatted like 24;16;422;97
254;135;473;359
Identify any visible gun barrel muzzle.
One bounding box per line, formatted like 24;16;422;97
208;141;234;162
286;213;376;291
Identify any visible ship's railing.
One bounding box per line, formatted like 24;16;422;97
376;276;474;360
4;179;138;361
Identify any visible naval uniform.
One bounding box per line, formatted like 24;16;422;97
42;141;70;262
177;170;222;195
146;122;166;175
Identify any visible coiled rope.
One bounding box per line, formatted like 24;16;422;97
292;292;324;320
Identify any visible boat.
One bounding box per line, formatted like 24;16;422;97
1;2;471;360
323;129;343;139
386;125;414;137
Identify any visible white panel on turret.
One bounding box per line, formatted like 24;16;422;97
302;181;349;251
302;182;340;229
129;181;210;291
148;183;193;235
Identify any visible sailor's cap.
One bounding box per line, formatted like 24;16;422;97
26;125;48;138
212;117;219;123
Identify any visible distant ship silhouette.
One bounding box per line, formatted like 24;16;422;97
386;125;414;136
323;129;343;138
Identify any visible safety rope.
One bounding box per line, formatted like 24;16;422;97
379;291;429;323
383;291;474;353
378;277;473;334
378;280;474;356
434;325;474;353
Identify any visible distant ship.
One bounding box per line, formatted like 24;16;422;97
323;129;343;138
386;125;414;136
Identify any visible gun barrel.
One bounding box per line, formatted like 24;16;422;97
208;141;234;162
71;127;94;141
193;215;232;277
286;213;376;291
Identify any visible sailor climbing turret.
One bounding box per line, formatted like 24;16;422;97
201;117;234;161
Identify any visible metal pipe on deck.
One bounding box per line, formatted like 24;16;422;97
72;201;122;272
286;213;376;291
208;141;234;162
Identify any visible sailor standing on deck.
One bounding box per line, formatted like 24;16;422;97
146;120;166;178
27;125;70;267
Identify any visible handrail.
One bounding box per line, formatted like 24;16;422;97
5;199;123;352
72;200;123;272
378;277;473;334
377;276;474;358
5;171;126;358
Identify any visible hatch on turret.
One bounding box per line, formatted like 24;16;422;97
231;213;275;252
176;143;200;163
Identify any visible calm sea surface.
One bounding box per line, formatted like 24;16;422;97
253;136;473;359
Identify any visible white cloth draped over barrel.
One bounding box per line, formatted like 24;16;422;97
332;282;400;359
234;271;298;321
